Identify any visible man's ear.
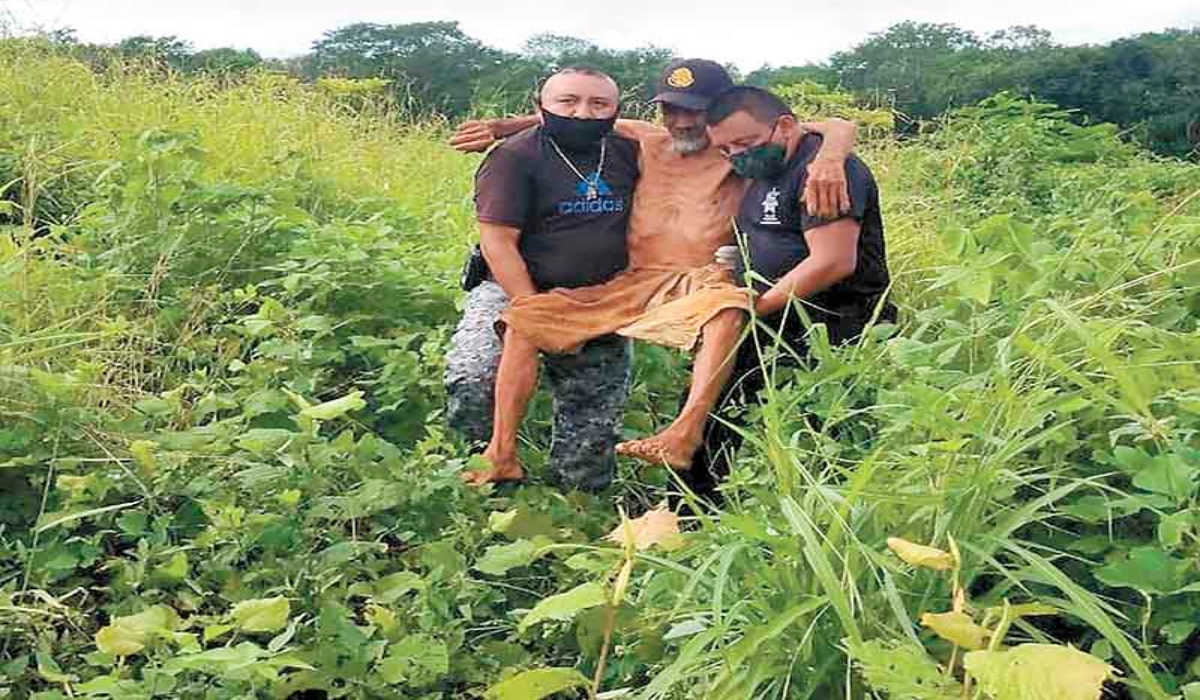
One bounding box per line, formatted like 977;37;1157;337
777;114;800;141
530;91;545;124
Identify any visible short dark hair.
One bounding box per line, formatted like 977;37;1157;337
537;66;620;104
556;65;612;79
706;86;794;126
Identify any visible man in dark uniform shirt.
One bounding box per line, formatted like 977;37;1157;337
691;86;897;502
444;67;640;491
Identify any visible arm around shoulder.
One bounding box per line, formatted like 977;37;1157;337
614;118;667;142
450;114;540;153
800;118;857;161
798;119;859;219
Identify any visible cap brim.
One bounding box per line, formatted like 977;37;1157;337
651;91;712;111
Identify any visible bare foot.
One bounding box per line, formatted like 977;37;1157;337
616;429;700;471
460;453;526;487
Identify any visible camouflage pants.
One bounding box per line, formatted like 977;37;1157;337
444;281;631;491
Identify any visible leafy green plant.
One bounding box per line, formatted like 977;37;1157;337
0;41;1196;700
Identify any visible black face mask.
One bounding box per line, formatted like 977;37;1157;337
729;120;787;180
540;108;616;150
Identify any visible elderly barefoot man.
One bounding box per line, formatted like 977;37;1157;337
448;60;857;491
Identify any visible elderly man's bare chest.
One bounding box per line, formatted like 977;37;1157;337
629;150;742;234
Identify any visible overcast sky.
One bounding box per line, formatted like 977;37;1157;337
7;0;1198;70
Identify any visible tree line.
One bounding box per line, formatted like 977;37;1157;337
42;20;1199;157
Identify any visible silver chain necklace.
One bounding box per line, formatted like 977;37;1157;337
547;136;606;200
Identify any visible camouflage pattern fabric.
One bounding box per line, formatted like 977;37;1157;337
444;281;631;491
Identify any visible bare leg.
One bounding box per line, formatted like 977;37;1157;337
462;328;539;486
618;308;746;469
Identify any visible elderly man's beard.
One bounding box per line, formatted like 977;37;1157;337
670;127;709;154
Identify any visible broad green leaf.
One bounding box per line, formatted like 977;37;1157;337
475;537;552;576
134;397;172;418
485;667;589;700
1094;547;1184;594
1090;638;1113;661
1163;621;1197;645
372;571;424;603
920;611;989;649
1132;455;1198;501
886;537;956;571
997;540;1169;699
129;440;157;473
55;474;93;496
378;656;408;685
153;552;189;582
94;605;180;657
1112;445;1153;473
964;644;1115;700
300;391;366;420
1060;495;1138;523
664;618;708;641
848;639;962;700
235;429;295;457
172;631;201;653
1183;682;1200;700
267;618;300;653
261;653;315;671
518;582;608;633
36;652;74;684
488;508;558;540
1158;511;1195;549
95;624;145;657
564;550;620;574
365;604;399;635
282;387;312;411
76;676;143;695
230;597;290;632
203;624;234;643
115;605;180;634
1064;535;1114;555
164;641;271;673
956;267;993;305
390;634;449;674
378;634;449;685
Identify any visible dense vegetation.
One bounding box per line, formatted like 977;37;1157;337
748;22;1200;158
41;21;1200;157
0;39;1198;700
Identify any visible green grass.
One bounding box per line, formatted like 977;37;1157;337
0;39;1197;700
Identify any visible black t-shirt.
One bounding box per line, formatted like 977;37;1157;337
474;127;639;291
737;134;891;323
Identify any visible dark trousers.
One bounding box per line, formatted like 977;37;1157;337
677;303;896;506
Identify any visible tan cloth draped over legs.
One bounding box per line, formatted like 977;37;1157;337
501;264;753;354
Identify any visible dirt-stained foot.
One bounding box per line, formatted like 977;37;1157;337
460;453;526;487
615;433;698;471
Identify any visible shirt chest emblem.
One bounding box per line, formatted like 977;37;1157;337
760;187;781;225
557;175;625;215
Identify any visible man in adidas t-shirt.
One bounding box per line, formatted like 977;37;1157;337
445;66;640;491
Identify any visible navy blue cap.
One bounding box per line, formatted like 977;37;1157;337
652;58;735;111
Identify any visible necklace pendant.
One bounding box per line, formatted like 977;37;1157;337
586;184;599;200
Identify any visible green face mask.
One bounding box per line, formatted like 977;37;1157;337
729;121;786;180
